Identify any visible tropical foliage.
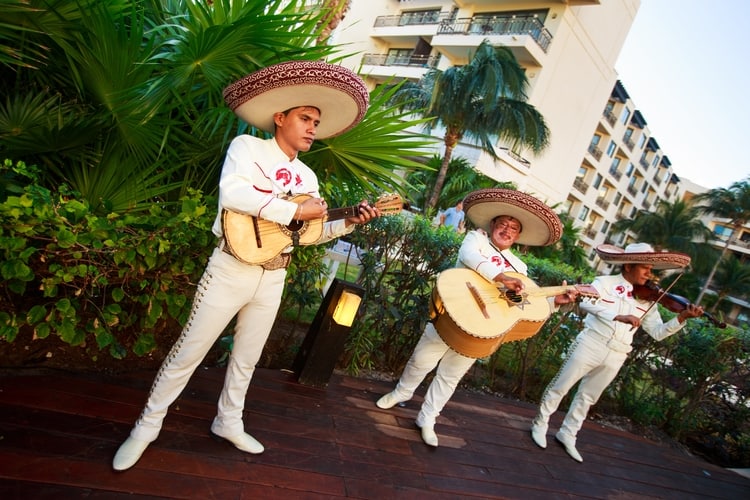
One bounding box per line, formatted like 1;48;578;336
403;154;509;216
388;40;550;211
612;199;715;272
693;178;750;304
0;0;434;213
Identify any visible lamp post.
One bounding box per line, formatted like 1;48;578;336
293;278;365;387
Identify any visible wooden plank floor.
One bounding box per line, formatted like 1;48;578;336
0;366;748;499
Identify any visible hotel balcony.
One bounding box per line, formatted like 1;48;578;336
587;144;603;161
595;197;611;211
573;177;589;194
608;167;622;181
372;13;552;67
360;53;440;82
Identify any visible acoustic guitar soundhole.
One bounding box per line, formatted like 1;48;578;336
281;220;307;236
504;291;523;304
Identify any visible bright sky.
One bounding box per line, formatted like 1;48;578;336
615;0;749;190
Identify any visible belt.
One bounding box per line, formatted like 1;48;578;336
219;241;292;270
586;330;632;354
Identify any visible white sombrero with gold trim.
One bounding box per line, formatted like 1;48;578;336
223;60;369;139
595;243;691;270
462;188;562;247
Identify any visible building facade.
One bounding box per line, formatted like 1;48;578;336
332;0;692;267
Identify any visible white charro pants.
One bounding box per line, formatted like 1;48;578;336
130;247;287;442
533;333;628;440
391;323;476;426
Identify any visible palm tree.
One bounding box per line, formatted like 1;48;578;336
530;212;589;270
403;155;511;214
389;40;550;212
710;255;750;313
611;199;716;274
693;178;750;304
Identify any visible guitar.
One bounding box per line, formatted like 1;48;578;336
431;268;599;358
221;193;403;265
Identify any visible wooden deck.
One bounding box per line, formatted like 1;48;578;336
1;366;748;499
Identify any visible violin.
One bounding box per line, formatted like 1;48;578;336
632;280;727;329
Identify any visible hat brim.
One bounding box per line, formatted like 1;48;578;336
223;60;369;139
462;188;562;246
595;244;691;270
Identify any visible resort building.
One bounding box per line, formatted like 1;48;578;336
332;0;684;265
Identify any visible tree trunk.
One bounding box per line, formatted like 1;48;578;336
696;224;739;304
426;130;460;212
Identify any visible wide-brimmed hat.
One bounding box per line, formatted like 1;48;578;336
223;60;369;139
462;188;562;246
595;243;691;270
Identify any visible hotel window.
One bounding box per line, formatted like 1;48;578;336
601;221;610;234
652;154;661;168
620;106;631;125
713;224;734;239
592;173;603;189
606;140;616;157
386;48;413;65
610;157;621;171
625;162;635;177
637;134;647;149
578;206;590;222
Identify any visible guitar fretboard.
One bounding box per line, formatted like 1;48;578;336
327;206;360;221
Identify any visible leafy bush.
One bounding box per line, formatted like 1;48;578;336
343;214;462;374
0;165;215;359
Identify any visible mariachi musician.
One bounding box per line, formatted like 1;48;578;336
530;242;704;462
376;188;578;447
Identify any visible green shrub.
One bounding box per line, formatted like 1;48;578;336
0;172;215;359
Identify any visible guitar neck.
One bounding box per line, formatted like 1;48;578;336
327;205;360;222
520;285;578;299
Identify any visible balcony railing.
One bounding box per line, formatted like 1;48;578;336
595;197;610;210
639;158;649;169
436;15;552;52
374;11;448;27
573;177;589;194
623;137;635;151
608;167;622;181
603;109;616;126
587;144;603;161
362;53;440;69
497;147;531;167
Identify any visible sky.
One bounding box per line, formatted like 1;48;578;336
614;0;749;190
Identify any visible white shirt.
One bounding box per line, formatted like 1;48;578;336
580;273;685;347
211;135;353;244
456;228;528;281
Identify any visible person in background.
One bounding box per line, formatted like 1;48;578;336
530;242;703;462
112;60;380;471
439;200;465;232
376;188;577;447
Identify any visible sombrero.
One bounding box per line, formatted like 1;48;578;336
462;188;562;247
595;243;691;270
223;60;369;139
